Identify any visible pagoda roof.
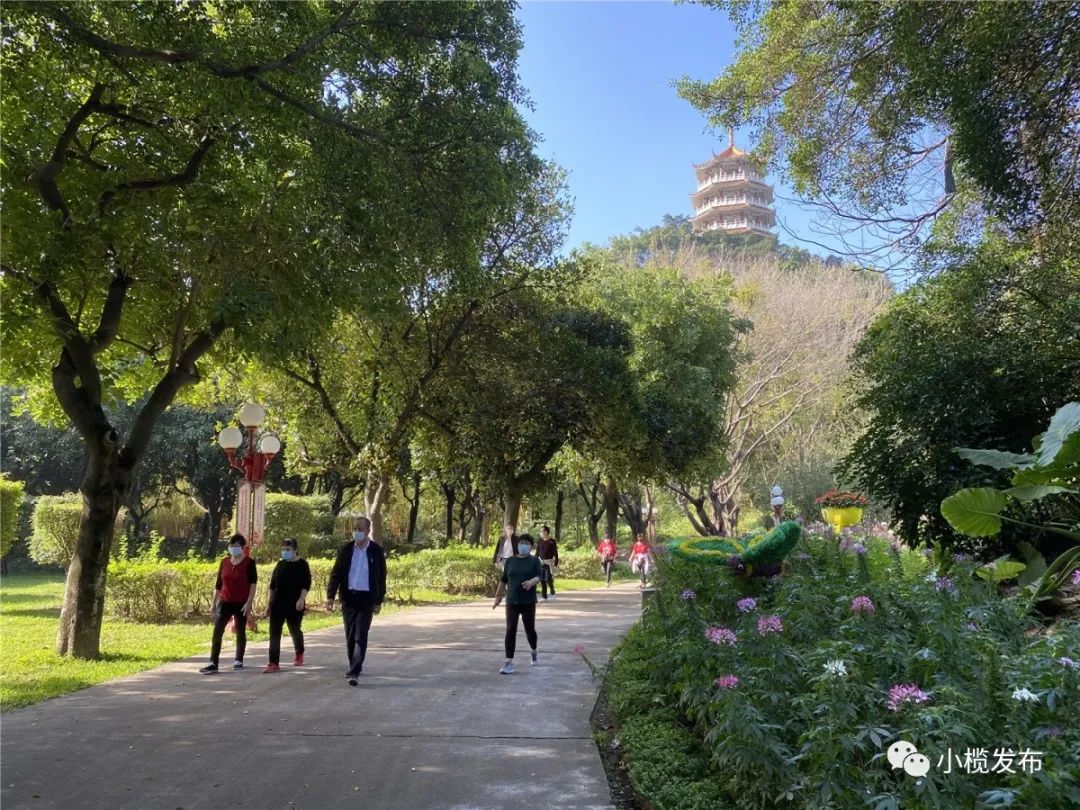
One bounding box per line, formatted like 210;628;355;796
692;143;748;169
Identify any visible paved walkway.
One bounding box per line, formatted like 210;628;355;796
1;584;643;810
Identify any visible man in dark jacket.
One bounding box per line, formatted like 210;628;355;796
536;524;560;600
327;516;387;686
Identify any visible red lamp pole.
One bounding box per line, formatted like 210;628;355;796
218;404;280;632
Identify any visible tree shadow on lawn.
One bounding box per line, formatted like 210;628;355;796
1;607;61;619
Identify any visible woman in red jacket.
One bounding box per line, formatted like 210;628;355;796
596;536;617;587
199;534;258;674
630;534;653;590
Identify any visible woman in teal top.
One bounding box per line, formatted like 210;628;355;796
492;533;542;674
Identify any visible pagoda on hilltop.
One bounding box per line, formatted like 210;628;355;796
690;129;776;235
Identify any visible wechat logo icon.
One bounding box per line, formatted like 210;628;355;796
887;740;931;778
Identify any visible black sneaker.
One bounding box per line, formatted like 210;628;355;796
347;677;359;687
199;663;219;674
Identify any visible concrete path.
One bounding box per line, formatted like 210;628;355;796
1;584;642;810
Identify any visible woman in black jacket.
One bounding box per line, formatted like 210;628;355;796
264;537;311;673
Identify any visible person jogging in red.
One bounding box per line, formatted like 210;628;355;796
596;536;617;587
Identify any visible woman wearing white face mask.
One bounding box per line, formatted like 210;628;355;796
199;534;258;674
492;533;542;674
263;538;311;673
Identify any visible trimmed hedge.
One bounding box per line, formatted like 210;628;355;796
1;475;25;561
249;494;334;562
29;494;82;568
607;623;731;810
102;546;623;621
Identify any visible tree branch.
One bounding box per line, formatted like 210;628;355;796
99;132;218;213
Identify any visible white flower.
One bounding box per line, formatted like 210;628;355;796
1011;687;1041;703
823;659;848;678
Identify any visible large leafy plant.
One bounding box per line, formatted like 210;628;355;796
941;402;1080;606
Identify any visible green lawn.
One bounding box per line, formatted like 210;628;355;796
0;572;615;710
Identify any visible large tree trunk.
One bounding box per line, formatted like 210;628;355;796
57;440;127;658
468;499;485;546
442;483;456;543
364;470;391;545
503;485;525;530
618;490;648;537
405;473;421;544
576;477;604;543
554;489;564;541
603;477;619;539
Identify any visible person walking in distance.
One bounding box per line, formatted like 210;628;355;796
492;522;516;570
536;524;560;600
492;533;542;674
596;535;617;587
199;534;257;674
264;537;311;673
630;534;653;589
327;517;387;686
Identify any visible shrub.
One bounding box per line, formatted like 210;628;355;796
249;493;334;562
1;475;26;562
29;494;83;568
609;530;1080;808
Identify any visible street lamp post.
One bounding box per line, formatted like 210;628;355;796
217;403;280;630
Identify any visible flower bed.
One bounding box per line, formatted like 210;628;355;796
605;532;1080;808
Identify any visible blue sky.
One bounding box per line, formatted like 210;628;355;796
515;1;827;255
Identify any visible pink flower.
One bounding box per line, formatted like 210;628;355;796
887;683;931;712
852;543;868;556
573;645;585;655
964;622;978;632
1072;568;1080;587
736;597;757;613
1058;657;1078;670
705;625;737;646
756;615;783;635
714;674;740;689
850;596;876;614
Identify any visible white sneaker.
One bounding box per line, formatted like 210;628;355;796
500;661;515;675
232;660;244;670
549;594;557;601
530;652;539;666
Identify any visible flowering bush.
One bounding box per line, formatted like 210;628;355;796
815;489;870;508
605;530;1080;809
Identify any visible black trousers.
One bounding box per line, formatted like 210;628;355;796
210;601;247;665
268;610;305;664
540;560;556;597
602;559;614;584
504;602;537;659
342;591;375;677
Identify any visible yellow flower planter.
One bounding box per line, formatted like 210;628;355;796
821;506;864;535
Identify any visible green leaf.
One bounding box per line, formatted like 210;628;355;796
1004;485;1073;502
1015;542;1046;588
954;447;1035;469
1036;401;1080;466
975;558;1026;583
941;488;1008;537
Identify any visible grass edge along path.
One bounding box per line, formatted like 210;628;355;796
0;573;624;711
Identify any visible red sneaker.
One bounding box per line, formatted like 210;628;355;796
293;653;304;667
263;663;280;674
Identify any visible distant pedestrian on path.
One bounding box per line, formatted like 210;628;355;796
327;517;387;686
492;533;542;674
596;535;617;586
536;524;559;600
492;522;516;570
200;534;258;674
264;538;311;673
630;534;653;589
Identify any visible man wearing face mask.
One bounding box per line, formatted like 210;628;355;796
327;516;387;686
199;534;258;674
263;538;311;673
492;533;542;674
